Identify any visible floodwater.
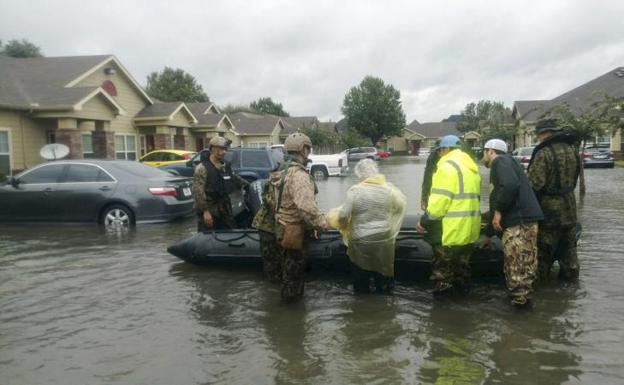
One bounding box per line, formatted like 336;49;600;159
1;157;623;385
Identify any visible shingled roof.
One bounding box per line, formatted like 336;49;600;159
229;112;283;135
281;116;318;134
135;102;197;123
409;121;461;138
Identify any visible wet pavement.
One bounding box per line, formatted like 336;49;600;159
1;157;623;384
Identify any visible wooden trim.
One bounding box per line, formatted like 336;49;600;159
73;87;127;116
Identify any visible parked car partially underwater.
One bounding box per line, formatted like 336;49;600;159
0;160;194;228
347;147;380;161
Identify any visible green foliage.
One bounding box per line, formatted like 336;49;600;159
0;38;43;58
341;127;371;148
594;95;624;136
457;100;513;139
145;67;209;103
221;104;254;114
250;97;289;117
301;127;342;148
341;76;406;145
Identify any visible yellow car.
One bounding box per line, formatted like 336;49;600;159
139;150;197;168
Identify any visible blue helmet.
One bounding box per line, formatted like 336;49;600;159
439;135;461;149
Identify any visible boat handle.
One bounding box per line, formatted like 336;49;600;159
228;242;245;248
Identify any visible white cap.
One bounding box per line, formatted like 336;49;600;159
484;139;508;153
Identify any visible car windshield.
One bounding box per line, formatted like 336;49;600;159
520;148;534;155
109;161;176;178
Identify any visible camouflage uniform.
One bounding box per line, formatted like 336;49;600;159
528;133;580;280
502;223;538;305
252;172;282;284
192;158;249;231
273;159;326;303
430;244;473;293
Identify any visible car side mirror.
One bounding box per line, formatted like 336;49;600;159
10;177;20;188
186;160;193;167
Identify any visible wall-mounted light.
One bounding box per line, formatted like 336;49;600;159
104;67;116;75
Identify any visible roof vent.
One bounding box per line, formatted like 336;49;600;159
104;67;116;75
614;68;624;78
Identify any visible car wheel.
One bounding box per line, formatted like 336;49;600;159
100;204;135;228
311;166;329;180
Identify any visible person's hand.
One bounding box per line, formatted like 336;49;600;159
421;200;427;211
492;210;503;232
202;211;214;228
415;223;426;234
479;236;492;249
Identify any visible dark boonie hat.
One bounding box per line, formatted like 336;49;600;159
535;118;563;134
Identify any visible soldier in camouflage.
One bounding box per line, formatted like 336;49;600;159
272;133;328;303
192;136;249;231
481;139;544;307
252;167;283;284
528;119;581;281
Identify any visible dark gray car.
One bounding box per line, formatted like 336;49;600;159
0;160;194;227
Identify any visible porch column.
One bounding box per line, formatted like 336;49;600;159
55;118;82;159
611;128;622;160
93;121;115;159
154;125;172;149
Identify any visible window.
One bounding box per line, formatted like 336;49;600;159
241;151;271;168
115;135;137;160
63;164;114;182
139;135;147;157
141;152;164;162
82;134;94;159
20;164;66;184
0;130;10;176
248;142;268;149
47;132;56;144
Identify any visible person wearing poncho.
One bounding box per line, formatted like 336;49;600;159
327;159;406;293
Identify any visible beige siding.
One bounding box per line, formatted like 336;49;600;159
75;60;149;133
168;109;193;128
0;110;47;171
239;135;273;147
386;136;408;152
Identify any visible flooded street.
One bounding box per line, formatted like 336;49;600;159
1;157;624;385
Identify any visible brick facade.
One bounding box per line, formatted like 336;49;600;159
93;130;115;159
154;133;171;149
55;129;83;159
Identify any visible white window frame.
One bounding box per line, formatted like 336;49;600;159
82;133;94;158
115;134;137;160
0;128;12;177
139;135;146;156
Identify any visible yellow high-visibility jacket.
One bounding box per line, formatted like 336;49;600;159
427;149;481;246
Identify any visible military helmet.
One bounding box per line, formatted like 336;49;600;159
284;133;312;152
534;118;563;134
439;135;461;149
208;136;230;148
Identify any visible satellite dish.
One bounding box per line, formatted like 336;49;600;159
40;143;70;160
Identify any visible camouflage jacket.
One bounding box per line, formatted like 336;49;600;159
192;160;248;216
527;133;580;227
251;171;281;233
272;159;326;229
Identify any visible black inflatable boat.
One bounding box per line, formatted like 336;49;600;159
167;215;505;281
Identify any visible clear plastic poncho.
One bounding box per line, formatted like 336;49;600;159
326;174;406;277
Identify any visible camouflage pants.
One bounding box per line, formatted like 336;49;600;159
502;223;538;305
281;247;307;303
537;224;579;281
196;200;236;232
259;230;282;284
430;244;473;293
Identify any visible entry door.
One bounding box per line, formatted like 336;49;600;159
412;141;421;155
196;137;205;152
146;135;155;153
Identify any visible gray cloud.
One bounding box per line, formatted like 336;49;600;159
1;0;623;122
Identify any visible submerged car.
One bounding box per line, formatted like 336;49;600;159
139;149;196;168
581;146;615;168
0;160;194;227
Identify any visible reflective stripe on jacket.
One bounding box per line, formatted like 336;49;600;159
427;149;481;246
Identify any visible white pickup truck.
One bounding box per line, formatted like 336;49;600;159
270;144;349;179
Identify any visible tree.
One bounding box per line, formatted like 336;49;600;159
595;94;624;137
250;97;289;117
145;67;209;103
221;104;254;114
341;76;406;145
0;38;43;57
457;100;514;141
341;127;371;148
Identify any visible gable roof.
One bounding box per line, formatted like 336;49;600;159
552;67;624;114
187;101;219;117
0;54;151;111
134;102;197;123
229;112;283;135
281;116;318;134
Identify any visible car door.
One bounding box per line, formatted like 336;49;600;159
55;163;117;221
140;152;165;167
0;163;67;221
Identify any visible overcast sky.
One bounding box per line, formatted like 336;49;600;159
1;0;623;122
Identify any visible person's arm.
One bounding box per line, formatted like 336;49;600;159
528;150;549;194
337;187;355;226
289;170;327;230
426;163;454;220
192;164;209;212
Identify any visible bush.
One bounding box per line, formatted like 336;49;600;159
0;173;6;183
